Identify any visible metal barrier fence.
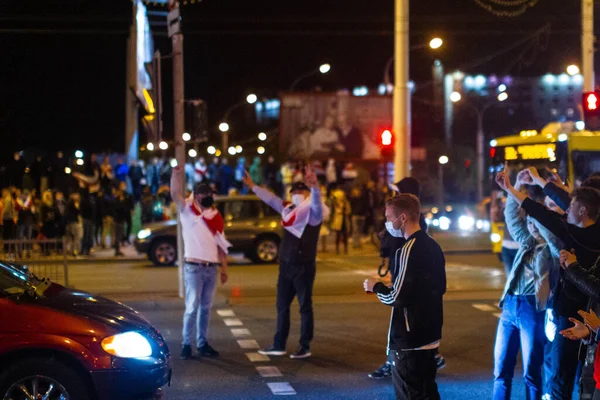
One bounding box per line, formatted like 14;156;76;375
0;238;69;287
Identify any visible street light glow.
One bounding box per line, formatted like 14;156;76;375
65;167;72;174
182;132;191;142
429;37;443;49
439;155;449;165
498;84;507;92
236;145;243;153
159;141;168;150
188;149;197;158
567;65;580;76
258;132;267;141
76;158;84;166
146;142;155;151
246;94;258;104
75;150;83;159
498;92;508;102
319;63;331;74
228;146;237;155
207;146;216;155
450;91;461;102
219;122;230;132
257;146;265;154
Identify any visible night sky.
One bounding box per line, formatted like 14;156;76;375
0;0;590;163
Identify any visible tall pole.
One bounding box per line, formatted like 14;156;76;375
476;110;484;202
125;2;138;162
393;0;411;181
582;0;595;92
170;0;185;298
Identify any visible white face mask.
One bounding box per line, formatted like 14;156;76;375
385;215;404;238
292;194;305;206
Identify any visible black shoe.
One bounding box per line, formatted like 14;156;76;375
197;343;219;357
258;345;286;356
435;354;446;370
180;345;193;360
289;346;311;359
368;362;392;379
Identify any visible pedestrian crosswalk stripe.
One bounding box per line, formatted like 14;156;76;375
223;318;243;326
231;328;251;337
256;366;283;377
267;382;297;395
217;309;236;317
246;352;270;362
472;304;497;312
237;339;260;349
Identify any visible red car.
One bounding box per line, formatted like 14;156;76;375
0;260;171;400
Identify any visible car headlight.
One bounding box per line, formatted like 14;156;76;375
101;332;152;358
458;215;475;231
439;216;450;231
137;229;152;240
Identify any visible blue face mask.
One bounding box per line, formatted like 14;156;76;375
385;215;404;238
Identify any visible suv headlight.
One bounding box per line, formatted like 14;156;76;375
101;332;152;358
137;229;152;240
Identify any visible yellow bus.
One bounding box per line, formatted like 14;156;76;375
488;123;600;254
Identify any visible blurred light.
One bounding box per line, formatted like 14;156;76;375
246;94;258;104
258;132;267;141
439;216;450;231
464;76;474;88
432;219;440;227
490;139;498;147
257;146;265;154
426;212;434;219
558;73;570;85
76;159;84;166
439;155;449;165
498;92;508;102
474;75;486;88
75;150;83;158
453;70;465;81
567;65;580;76
446;206;453;212
255;102;264;112
458;215;475;231
159;141;168;150
381;130;393;146
450;91;461;102
146;142;155;151
378;84;387;95
319;63;331;74
576;120;585;130
236;145;243;153
219;122;230;132
188;149;197;158
429;37;443;49
170;159;178;168
65;167;72;174
207;146;216;155
434;59;442;67
476;220;484;230
353;86;368;96
228;146;237;155
542;74;556;85
182;132;191;142
573;74;584;85
498;84;507;92
491;233;502;243
431;207;439;214
215;149;222;157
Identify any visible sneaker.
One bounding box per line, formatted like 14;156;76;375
180;345;193;360
368;362;392;379
197;343;219;357
289;346;311;359
435;354;446;370
258;345;286;356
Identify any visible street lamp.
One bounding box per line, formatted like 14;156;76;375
147;142;155;151
438;155;449;165
438;155;448;206
159;141;168;150
75;150;83;159
384;38;443;87
235;145;243;154
429;37;443;49
207;146;216;155
65;167;72;174
246;93;258;104
228;146;236;156
290;63;332;91
450;91;462;102
258;132;267;141
219;94;259;151
567;64;580;76
182;132;191;142
76;158;84;166
188;149;197;158
257;146;265;154
497;92;509;102
219;122;230;132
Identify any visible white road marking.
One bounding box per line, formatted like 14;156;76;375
472;304;497;312
217;309;236;317
267;382;297;395
223;318;243;326
246;352;270;362
231;328;251;337
237;339;260;349
256;366;283;377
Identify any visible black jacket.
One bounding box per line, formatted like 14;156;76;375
373;230;446;351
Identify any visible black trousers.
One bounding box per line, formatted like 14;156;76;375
391;349;440;400
273;262;316;350
124;213;132;242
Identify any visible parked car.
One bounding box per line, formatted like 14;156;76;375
0;260;171;400
135;195;284;266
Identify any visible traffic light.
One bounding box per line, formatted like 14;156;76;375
380;129;394;158
582;92;600;130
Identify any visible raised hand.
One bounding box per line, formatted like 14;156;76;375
242;170;255;189
304;165;318;188
495;171;509;191
517;170;533;186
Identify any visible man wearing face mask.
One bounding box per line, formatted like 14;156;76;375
171;166;231;361
243;165;328;359
364;194;446;400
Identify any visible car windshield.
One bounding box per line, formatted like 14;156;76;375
0;261;43;297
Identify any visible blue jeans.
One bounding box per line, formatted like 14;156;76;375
493;294;546;400
546;315;582;399
182;263;218;348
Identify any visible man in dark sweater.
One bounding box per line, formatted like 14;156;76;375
497;164;600;399
110;185;129;257
364;194;446;400
244;166;327;359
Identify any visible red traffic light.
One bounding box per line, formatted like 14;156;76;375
381;129;393;146
586;93;598;111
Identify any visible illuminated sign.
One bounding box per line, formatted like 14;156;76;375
504;144;556;161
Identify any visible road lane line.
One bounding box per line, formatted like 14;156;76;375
217;309;236;317
223;318;243;326
231;328;251;337
472;304;497;312
237;339;260;349
267;382;297;395
246;352;270;362
256;366;283;377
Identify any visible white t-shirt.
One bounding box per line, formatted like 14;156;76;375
180;201;222;263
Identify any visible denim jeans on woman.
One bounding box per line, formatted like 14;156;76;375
182;263;218;348
493;294;546;400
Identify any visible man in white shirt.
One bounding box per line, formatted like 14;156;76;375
171;166;230;360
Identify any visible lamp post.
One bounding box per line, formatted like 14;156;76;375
289;64;331;91
383;38;443;88
218;94;257;154
438;155;449;206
